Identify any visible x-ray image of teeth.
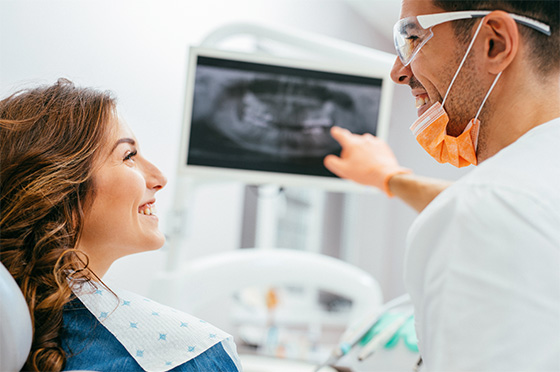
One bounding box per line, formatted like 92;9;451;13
212;77;361;158
187;57;382;178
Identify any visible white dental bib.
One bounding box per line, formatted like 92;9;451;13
72;282;239;372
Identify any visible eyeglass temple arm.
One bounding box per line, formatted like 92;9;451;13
417;10;550;36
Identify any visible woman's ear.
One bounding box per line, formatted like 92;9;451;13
482;11;519;74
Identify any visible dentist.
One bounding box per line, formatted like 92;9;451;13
325;1;560;371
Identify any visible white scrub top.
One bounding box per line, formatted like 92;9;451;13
405;118;560;371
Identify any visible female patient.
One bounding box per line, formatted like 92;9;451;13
0;79;241;372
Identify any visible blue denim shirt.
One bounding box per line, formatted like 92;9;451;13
61;298;239;371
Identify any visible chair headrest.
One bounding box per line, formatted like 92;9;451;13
0;262;33;372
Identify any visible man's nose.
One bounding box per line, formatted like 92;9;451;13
390;57;413;85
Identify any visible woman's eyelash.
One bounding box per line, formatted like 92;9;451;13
124;150;137;161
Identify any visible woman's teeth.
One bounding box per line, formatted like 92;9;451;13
415;96;429;108
139;204;156;216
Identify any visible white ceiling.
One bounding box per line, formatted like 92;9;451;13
343;0;402;41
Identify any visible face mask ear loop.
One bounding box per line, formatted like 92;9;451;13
442;19;485;107
474;71;503;120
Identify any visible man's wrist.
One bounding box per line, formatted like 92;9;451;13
383;168;412;197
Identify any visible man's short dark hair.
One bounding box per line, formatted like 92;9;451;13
432;0;560;75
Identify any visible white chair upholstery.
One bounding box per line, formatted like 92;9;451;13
150;248;383;347
150;248;383;369
152;248;382;320
0;262;32;372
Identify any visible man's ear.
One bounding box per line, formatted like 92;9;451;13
482;10;519;74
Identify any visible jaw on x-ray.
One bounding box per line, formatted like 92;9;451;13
187;58;381;177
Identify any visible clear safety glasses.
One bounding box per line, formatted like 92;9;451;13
394;10;551;66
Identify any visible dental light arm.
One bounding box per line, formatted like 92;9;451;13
199;21;396;69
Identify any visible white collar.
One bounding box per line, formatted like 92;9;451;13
73;282;234;372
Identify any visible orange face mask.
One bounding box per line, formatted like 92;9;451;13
410;102;480;168
409;18;502;168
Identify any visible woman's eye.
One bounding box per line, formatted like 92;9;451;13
124;150;137;162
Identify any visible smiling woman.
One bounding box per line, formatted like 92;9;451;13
77;116;168;278
0;79;241;372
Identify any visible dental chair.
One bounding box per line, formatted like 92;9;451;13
152;248;382;319
150;248;383;371
0;264;97;372
0;262;33;372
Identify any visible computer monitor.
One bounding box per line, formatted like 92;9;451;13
179;46;394;192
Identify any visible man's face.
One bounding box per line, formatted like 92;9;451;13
391;0;487;137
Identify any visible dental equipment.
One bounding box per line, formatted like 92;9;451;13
357;312;413;361
313;293;411;371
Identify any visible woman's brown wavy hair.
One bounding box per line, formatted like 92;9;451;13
0;79;117;371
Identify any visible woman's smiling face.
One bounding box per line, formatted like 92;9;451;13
78;115;167;277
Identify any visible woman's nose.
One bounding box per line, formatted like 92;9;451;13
145;161;167;191
390;57;413;85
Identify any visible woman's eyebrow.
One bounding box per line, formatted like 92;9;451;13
111;138;136;152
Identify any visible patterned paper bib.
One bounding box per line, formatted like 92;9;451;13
73;282;237;372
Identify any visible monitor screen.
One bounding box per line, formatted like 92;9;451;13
179;47;393;191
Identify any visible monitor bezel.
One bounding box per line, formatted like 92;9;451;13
178;46;394;192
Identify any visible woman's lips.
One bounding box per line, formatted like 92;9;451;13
138;202;156;216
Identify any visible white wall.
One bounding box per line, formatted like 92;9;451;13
0;0;471;300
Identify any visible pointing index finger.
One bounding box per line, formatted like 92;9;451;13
330;126;354;147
